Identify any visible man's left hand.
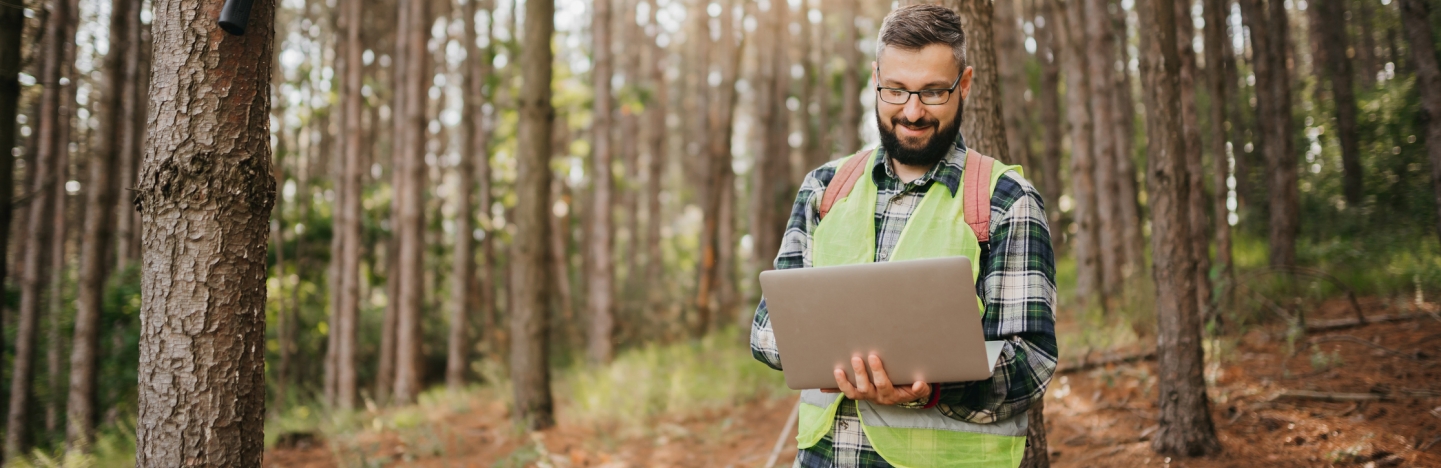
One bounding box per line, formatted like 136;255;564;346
821;354;932;406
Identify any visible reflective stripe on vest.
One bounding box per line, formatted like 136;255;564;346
797;147;1026;468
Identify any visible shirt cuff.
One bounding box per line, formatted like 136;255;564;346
921;386;941;409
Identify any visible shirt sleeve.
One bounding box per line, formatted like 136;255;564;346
751;161;839;371
934;171;1059;424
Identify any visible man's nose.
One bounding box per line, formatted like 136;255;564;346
903;97;927;124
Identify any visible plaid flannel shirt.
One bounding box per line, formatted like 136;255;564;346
749;135;1058;468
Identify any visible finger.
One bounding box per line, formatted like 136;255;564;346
851;356;871;395
820;388;840;393
834;368;860;399
868;354;895;390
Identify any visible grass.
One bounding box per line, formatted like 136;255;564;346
7;420;138;468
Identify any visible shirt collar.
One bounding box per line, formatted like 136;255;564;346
872;132;967;196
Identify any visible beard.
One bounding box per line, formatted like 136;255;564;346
876;104;963;169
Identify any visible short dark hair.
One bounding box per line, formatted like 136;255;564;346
876;4;967;70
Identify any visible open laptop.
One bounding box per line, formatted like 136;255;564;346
758;256;1004;390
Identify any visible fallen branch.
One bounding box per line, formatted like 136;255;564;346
1056;349;1156;374
1268;390;1390;403
765;398;801;468
1308;335;1420;360
1305;314;1421;332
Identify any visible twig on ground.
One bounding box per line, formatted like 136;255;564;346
1267;390;1390;403
1056;349;1156;374
1419;434;1441;452
764;398;801;468
1308;335;1421;360
1305;314;1422;332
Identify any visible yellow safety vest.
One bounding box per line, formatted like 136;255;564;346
798;146;1027;468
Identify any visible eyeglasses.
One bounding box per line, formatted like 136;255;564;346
874;67;963;106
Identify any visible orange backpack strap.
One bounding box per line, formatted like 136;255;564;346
963;149;997;243
818;149;875;221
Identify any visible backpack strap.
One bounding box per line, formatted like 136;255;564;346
963;149;996;243
818;148;875;221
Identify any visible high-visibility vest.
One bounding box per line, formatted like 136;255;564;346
797;146;1028;468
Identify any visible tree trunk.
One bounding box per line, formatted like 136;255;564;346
393;0;431;404
6;0;69;457
838;0;861;152
45;56;72;434
802;0;831;170
377;0;411;403
134;0;276;462
1083;0;1124;299
1240;0;1297;268
115;1;146;272
1202;0;1233;315
1033;0;1064;236
1175;0;1212;324
331;0;364;410
750;0;791;284
1354;0;1378;88
511;0;556;431
697;0;740;337
0;0;24;366
1057;0;1104;308
946;0;1010;159
587;0;616;364
67;0;133;449
1138;0;1222;456
1109;1;1146;281
995;0;1032;169
643;0;668;315
476;2;498;364
1312;0;1363;205
451;0;490;392
1400;0;1441;245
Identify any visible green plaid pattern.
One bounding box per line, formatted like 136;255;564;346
751;135;1058;468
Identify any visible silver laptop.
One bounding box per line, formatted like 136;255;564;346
758;256;1004;390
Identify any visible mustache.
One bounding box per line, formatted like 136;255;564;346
891;114;940;130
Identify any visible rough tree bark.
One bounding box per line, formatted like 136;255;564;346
5;0;69;458
133;0;276;462
588;0;616;364
1399;0;1441;245
1312;0;1363;205
511;0;556;431
1138;0;1222;456
333;0;364;409
946;0;1009;159
393;0;431;404
67;0;133;450
1057;0;1104;308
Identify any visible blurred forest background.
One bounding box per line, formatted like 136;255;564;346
0;0;1440;463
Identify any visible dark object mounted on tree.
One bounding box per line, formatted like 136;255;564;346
218;0;254;35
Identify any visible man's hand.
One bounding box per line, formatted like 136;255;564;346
821;354;932;406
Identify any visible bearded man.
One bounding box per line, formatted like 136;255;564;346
749;5;1058;467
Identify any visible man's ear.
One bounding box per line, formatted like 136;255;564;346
958;66;974;101
871;60;879;86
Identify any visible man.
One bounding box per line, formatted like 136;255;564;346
749;5;1057;467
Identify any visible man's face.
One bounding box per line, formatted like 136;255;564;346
873;44;973;167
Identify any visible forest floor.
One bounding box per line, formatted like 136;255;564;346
264;297;1441;467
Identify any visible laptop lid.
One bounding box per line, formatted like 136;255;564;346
759;256;1002;390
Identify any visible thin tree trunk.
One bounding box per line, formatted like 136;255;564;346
1240;0;1297;268
67;0;133;449
510;0;557;430
1175;0;1212;323
114;0;144;272
588;0;616;364
749;0;791;282
1312;0;1363;205
1399;0;1441;245
1057;0;1104;309
1203;0;1233;315
1084;0;1124;298
1354;0;1378;88
947;0;1010;159
1110;1;1146;280
1138;0;1222;455
1033;0;1064;237
697;0;739;337
643;0;668;314
451;0;490;392
134;0;276;461
995;0;1032;169
838;0;861;152
377;0;411;403
802;0;830;170
0;0;22;390
393;0;431;404
45;80;70;435
332;0;364;410
476;1;498;363
5;0;69;457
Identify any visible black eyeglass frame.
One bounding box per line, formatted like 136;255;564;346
873;66;964;106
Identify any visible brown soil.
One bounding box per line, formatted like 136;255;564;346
265;298;1441;467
